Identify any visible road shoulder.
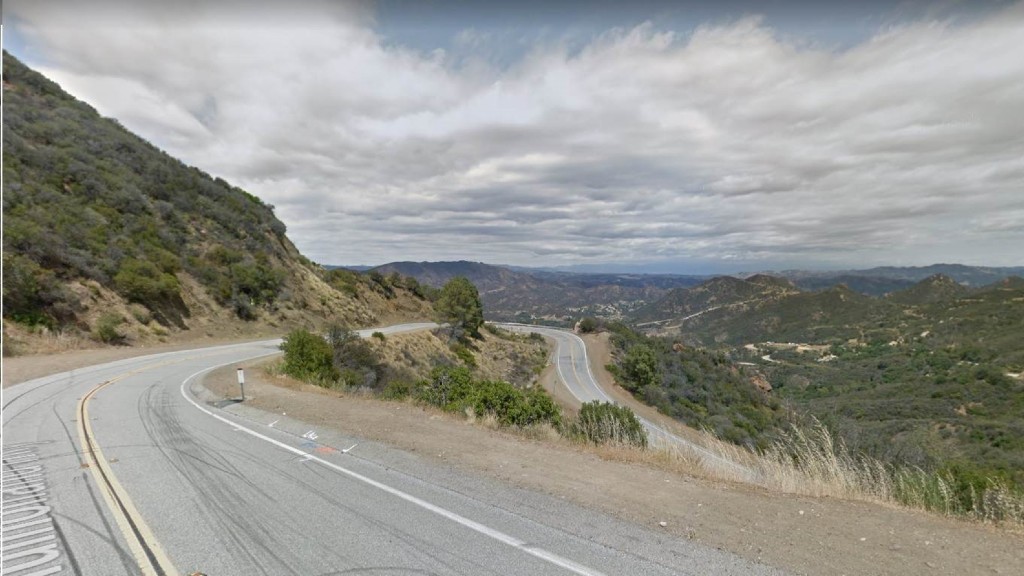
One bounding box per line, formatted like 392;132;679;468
199;357;1024;576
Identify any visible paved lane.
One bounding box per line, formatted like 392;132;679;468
3;325;776;575
496;323;755;480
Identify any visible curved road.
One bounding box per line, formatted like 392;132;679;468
496;324;754;480
2;323;775;575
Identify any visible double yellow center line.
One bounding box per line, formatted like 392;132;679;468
76;363;183;576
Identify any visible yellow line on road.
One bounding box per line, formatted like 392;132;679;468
77;362;185;576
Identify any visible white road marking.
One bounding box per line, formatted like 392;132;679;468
268;420;279;428
179;357;608;576
341;444;358;454
2;447;63;576
497;324;755;479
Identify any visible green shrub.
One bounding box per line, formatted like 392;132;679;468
566;401;648;448
113;258;180;305
231;295;257;321
452;343;477;367
620;344;660;392
578;317;600;333
129;304;152;325
381;380;414;400
372;331;387;341
95;313;125;344
326;325;383;388
435;277;484;339
415;366;561;427
280;329;337;384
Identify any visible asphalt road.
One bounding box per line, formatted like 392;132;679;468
3;323;778;575
496;324;755;480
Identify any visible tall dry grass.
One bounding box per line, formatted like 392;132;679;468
643;419;1023;528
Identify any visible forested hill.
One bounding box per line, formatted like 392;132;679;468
2;51;430;352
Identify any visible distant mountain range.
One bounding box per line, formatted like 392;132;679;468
773;263;1024;293
637;272;1023;346
349;260;1023;323
369;260;705;321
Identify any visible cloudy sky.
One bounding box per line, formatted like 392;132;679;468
5;0;1023;272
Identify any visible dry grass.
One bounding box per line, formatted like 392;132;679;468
628;419;1024;529
263;342;1023;530
371;329;547;386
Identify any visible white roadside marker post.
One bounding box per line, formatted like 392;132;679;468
237;367;246;401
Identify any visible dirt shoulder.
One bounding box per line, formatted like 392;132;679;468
203;358;1023;576
580;331;712;444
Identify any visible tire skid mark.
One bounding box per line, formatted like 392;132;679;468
137;382;303;575
79;374;178;576
180;362;610;576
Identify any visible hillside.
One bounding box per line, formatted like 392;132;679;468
640;275;1024;490
885;273;969;305
774;264;1024;295
790;274;916;296
632;274;801;329
371;260;704;322
1;52;431;353
671;284;897;346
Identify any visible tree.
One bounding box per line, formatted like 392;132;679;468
578;317;600;333
326;325;382;388
621;344;660;392
435;276;484;339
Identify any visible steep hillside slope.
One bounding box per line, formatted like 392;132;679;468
2;52;430;352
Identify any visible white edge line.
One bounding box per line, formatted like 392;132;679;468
499;325;753;478
178;353;607;576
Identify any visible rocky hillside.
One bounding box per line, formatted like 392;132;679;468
1;52;431;353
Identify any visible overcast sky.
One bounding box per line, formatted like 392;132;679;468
5;0;1023;272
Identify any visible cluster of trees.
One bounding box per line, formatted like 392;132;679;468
605;323;789;449
767;340;1024;491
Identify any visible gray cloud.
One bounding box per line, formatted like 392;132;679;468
8;1;1024;269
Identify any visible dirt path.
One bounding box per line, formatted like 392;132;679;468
203;359;1023;576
